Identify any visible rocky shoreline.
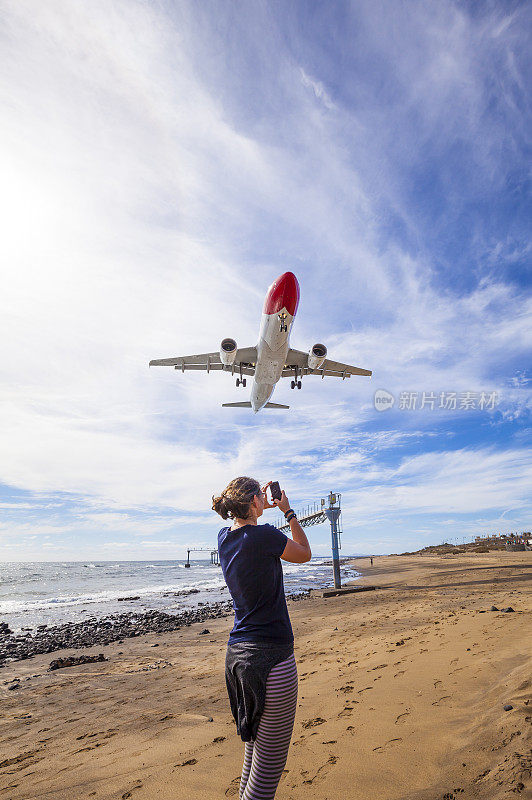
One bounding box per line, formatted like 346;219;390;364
0;590;312;668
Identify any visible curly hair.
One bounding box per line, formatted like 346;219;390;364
212;476;261;520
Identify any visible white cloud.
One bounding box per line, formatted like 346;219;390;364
300;68;336;110
0;1;529;559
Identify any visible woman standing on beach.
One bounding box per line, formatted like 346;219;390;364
213;476;311;800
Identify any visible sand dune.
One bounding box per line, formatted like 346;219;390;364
1;552;530;799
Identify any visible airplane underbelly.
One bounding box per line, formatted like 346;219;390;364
251;382;274;410
255;356;284;384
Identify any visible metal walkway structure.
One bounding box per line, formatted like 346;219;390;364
184;548;219;567
186;491;344;588
277;492;344;589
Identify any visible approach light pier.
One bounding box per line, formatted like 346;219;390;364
184;548;219;567
277;492;344;589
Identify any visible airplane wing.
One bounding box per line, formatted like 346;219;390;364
149;347;257;376
283;348;372;379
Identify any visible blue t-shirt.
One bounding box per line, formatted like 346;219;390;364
218;523;293;644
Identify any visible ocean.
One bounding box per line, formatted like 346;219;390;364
0;558;362;632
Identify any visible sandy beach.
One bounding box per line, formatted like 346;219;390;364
1;552;530;800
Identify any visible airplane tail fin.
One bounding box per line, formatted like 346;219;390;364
221;401;290;409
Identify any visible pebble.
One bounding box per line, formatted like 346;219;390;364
503;704;513;711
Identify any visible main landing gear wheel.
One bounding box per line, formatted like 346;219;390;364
290;380;295;389
297;380;302;389
236;378;247;387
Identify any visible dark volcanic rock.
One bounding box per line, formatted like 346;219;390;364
117;596;141;601
49;653;108;670
0;589;312;668
0;622;13;636
0;603;232;667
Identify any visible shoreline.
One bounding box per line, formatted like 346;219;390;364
0;556;359;636
0;590;314;668
2;551;529;800
0;558;359;665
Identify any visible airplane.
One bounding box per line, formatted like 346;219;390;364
149;272;372;413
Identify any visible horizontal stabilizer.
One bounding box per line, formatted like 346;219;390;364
221;401;290;409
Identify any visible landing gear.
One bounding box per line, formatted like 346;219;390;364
278;312;288;333
290;365;301;389
236;378;247;387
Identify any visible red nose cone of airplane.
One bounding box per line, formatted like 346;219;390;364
263;272;300;316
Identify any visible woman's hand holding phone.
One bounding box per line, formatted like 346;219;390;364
261;482;276;509
261;482;290;513
273;489;290;514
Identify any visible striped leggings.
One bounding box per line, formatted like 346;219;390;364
239;653;298;800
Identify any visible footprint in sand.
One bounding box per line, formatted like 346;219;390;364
121;781;143;799
338;706;356;717
373;737;403;752
357;686;374;694
302;756;338;784
432;696;452;706
302;717;327;728
0;750;43;770
395;711;410;724
393;671;405;678
225;777;241;796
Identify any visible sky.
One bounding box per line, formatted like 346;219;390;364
1;0;530;562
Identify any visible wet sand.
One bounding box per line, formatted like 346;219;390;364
1;552;530;799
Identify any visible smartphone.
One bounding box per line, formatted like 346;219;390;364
269;481;282;501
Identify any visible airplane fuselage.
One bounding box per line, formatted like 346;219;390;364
250;272;300;412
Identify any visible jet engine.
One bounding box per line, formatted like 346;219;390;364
220;338;238;366
308;343;327;370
